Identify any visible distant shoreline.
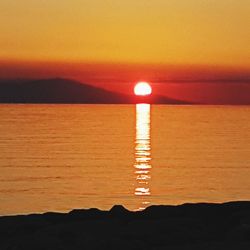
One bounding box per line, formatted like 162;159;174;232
1;201;250;250
1;78;250;105
1;103;250;106
0;78;191;105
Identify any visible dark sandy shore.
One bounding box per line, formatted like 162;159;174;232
1;201;250;250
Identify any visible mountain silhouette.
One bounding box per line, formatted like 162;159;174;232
0;78;188;104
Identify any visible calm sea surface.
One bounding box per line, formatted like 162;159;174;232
0;104;250;215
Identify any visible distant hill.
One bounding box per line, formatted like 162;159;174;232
0;78;188;104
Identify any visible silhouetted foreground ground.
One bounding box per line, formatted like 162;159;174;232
1;202;250;250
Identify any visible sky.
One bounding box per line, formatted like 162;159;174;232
0;0;250;102
1;0;249;66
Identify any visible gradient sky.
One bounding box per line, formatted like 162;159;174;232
1;0;250;67
1;0;250;104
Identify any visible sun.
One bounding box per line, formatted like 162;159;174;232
134;82;152;96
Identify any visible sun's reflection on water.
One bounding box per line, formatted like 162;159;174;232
134;104;151;210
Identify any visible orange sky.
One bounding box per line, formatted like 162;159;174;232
1;0;250;67
0;0;250;102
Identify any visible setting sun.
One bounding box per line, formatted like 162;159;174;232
134;82;152;96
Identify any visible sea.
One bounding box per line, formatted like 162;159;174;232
0;104;250;215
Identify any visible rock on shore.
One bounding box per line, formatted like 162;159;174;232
1;201;250;250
